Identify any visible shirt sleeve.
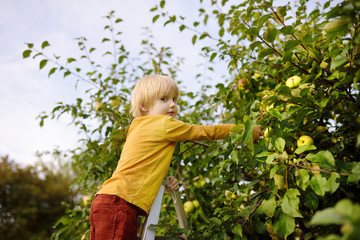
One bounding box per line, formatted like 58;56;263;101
164;117;236;142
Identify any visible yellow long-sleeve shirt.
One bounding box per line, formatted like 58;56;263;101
97;115;235;214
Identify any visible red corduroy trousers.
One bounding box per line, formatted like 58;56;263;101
90;194;145;240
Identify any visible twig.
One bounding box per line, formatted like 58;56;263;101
285;162;350;176
185;140;209;148
242;199;264;225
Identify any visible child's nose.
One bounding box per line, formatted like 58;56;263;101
169;100;176;108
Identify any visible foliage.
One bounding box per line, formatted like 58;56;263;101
22;0;360;239
0;155;75;240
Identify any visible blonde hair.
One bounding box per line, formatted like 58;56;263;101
131;75;179;117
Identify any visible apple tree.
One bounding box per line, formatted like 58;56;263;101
151;0;360;239
22;0;360;239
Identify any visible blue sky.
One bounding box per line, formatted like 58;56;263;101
0;0;218;166
0;0;342;166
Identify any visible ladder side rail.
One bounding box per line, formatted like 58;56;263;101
141;185;165;240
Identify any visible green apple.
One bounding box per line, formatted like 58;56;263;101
297;135;314;147
192;200;200;208
95;102;104;111
183;201;195;213
286;75;302;88
110;97;121;108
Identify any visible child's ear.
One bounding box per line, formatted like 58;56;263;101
140;104;148;112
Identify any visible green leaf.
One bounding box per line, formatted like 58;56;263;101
256;151;272;158
263;28;278;42
245;27;260;35
179;25;186;31
22;50;32;58
306;150;335;167
210;217;222;225
310;208;343;225
276;213;295;239
348;162;360;183
39;59;48;70
152;15;160;23
274;137;285;152
231;224;243;237
48;67;57;77
284;40;301;51
330;55;348;71
347;173;360;183
304;190;318;210
267;109;282;120
249;41;262;50
41;41;50;49
296;169;310;191
295;144;317;154
281;188;303;218
230;150;239;165
67;58;76;63
258;48;274;60
210;52;217;62
323;17;352;33
351;162;360;174
326;172;340;194
64;71;71;78
310;174;328;196
334;199;353;218
274;174;286;189
192;35;197;45
266;153;278;164
270;164;279;178
242;119;255;145
280;26;294;35
262;197;276;217
219;27;225;37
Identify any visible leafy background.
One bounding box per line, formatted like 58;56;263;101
3;0;360;239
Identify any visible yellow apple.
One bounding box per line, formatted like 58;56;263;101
183;201;195;213
286;75;302;88
253;72;264;81
320;62;328;69
237;78;247;89
198;179;206;187
297;135;314;147
225;190;237;200
95;102;104;111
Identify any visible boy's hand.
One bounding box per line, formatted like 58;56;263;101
252;125;264;142
165;176;179;192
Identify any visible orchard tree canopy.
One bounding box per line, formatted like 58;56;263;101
0;155;75;240
23;0;359;239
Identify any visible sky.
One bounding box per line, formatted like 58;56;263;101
0;0;342;167
0;0;221;166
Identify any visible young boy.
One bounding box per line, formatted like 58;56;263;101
90;75;263;239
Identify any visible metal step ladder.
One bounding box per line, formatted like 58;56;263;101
140;179;189;240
